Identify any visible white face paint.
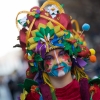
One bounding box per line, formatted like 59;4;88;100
58;70;65;77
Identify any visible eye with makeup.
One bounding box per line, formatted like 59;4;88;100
45;55;54;61
58;50;66;57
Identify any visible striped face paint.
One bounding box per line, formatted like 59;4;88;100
44;49;72;77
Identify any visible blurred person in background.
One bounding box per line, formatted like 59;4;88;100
0;76;12;100
7;54;28;100
95;54;100;75
0;50;28;100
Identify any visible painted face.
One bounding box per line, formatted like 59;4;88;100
44;49;72;77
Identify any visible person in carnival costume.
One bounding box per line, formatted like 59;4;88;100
15;0;100;100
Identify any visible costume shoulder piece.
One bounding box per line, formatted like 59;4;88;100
14;0;98;100
89;76;100;100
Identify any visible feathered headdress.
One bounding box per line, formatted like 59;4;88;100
15;0;96;78
15;0;98;100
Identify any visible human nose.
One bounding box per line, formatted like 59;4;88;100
54;50;60;65
55;58;60;65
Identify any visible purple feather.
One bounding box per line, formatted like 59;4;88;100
35;41;46;58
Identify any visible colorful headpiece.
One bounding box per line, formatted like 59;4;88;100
15;0;96;76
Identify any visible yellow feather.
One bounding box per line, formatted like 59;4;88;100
38;23;46;30
30;63;34;66
47;21;54;29
83;42;87;46
28;37;36;44
56;30;64;37
43;73;54;90
31;29;38;37
28;55;32;60
54;25;60;33
29;43;37;50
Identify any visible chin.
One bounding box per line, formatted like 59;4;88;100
58;70;66;77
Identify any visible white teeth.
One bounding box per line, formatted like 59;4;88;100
47;33;50;41
40;38;46;42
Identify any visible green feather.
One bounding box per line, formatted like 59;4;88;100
24;79;38;92
34;37;40;42
30;66;38;73
50;88;57;100
27;50;33;56
49;29;55;37
34;54;43;61
69;49;73;55
60;4;64;8
64;32;70;39
45;27;50;36
36;32;44;38
18;79;38;93
40;27;45;36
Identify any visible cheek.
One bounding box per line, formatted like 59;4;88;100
44;60;55;72
45;60;52;66
44;60;52;69
68;60;72;66
62;54;69;61
61;55;72;65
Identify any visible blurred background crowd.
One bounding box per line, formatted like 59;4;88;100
0;0;100;100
